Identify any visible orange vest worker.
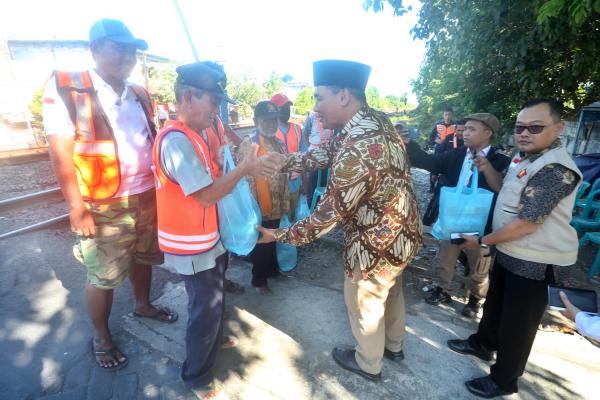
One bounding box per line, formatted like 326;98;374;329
435;123;457;142
152;120;220;255
275;122;302;153
54;70;156;200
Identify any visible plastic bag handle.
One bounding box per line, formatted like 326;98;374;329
223;144;235;174
470;165;479;189
456;159;473;190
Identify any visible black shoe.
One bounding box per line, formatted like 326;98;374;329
461;295;482;319
465;376;516;398
331;347;381;381
225;279;245;294
425;287;452;305
447;339;493;361
383;348;405;361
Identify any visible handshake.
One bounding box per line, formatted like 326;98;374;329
216;139;288;178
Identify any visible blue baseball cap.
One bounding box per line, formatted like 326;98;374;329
89;19;148;51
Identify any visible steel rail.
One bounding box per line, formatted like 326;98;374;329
0;187;62;212
0;213;69;240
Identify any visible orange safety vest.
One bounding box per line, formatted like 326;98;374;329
54;70;156;200
275;122;302;153
203;116;227;175
252;133;286;216
435;123;457;142
152;120;220;255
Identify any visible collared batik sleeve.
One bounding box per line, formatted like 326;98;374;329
283;147;331;174
273;142;374;245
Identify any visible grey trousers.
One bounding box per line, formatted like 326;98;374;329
438;240;491;299
180;253;227;389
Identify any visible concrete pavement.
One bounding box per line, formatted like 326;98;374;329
1;227;599;399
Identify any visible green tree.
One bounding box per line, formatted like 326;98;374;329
382;94;408;112
148;62;178;105
227;73;264;119
262;72;284;99
366;87;383;109
365;1;600;138
294;87;315;116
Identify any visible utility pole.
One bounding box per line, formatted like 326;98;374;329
172;0;229;123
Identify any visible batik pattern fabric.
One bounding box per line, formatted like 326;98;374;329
273;107;422;280
237;134;290;221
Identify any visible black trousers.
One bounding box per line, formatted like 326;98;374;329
250;219;280;287
469;257;554;392
180;253;227;389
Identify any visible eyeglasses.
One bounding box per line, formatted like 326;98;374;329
514;124;546;135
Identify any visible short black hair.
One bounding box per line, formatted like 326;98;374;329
522;98;563;121
443;106;454;113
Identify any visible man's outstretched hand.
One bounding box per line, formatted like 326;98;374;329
240;143;287;178
256;225;277;244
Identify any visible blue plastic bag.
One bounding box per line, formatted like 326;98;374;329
288;176;302;193
432;159;494;240
276;213;298;271
217;145;262;256
294;194;310;221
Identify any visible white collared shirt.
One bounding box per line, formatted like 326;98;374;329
461;145;491;184
42;69;154;197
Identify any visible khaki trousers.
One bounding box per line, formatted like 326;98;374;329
344;272;405;374
438;240;491;299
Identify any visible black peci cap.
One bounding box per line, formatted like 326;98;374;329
313;59;371;91
254;100;280;119
175;62;235;103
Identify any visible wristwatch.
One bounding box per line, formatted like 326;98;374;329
478;236;489;248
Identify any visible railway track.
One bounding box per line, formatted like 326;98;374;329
0;124;258;239
0;187;68;239
0;146;50;166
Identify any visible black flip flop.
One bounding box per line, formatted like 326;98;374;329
133;306;179;323
91;340;128;371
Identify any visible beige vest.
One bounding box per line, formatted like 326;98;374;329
493;145;582;266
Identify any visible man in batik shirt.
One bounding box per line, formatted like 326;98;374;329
257;59;422;381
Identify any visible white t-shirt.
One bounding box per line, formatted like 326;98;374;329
42;69;154;197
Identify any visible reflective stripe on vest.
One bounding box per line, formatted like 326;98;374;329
55;70;157;200
152;120;220;255
157;230;220;252
436;124;457;142
55;71;120;200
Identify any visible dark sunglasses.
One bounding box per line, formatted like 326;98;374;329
514;124;546;135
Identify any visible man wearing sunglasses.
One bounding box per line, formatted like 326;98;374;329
449;98;582;398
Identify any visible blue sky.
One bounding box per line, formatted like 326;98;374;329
1;0;425;99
